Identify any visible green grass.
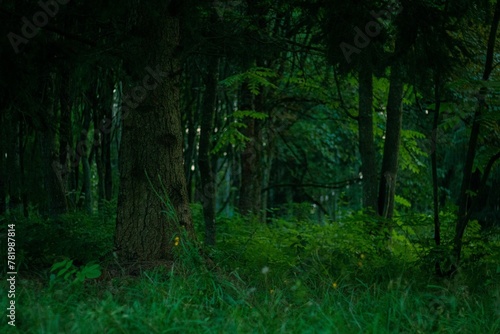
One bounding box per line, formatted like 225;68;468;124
1;212;499;333
2;260;499;333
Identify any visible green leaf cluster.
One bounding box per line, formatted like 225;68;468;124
50;259;102;286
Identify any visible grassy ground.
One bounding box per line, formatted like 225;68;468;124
1;213;499;333
1;266;499;333
2;252;499;333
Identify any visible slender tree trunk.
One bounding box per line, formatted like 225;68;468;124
18;121;28;217
183;63;199;202
238;83;262;215
198;55;219;246
76;103;93;214
358;53;378;211
94;111;105;213
82;152;92;214
6;114;22;212
0;110;6;215
261;140;274;222
453;0;500;271
238;0;268;218
93;71;114;212
115;3;194;262
41;76;68;216
59;68;73;209
431;75;442;275
378;60;404;218
103;81;114;202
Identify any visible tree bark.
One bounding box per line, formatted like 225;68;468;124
453;0;500;271
198;55;219;246
431;75;442;275
183;62;199;202
6;115;22;212
0;110;6;215
41;77;68;216
115;3;194;262
59;68;73;209
76;102;92;214
358;53;378;211
378;59;404;218
238;83;262;216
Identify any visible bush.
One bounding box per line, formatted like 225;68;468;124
0;211;114;270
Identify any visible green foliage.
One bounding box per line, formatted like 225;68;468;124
50;259;102;286
0;212;114;268
3;213;499;333
211;109;268;154
394;195;411;208
219;67;278;95
232;110;268;120
216;212;411;287
399;129;428;174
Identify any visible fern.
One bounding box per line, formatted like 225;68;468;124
233;110;268;120
211;109;268;154
220;67;278;95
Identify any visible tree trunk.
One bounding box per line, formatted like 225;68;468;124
431;75;442;275
198;55;219;246
358;53;378;211
238;83;262;216
378;59;404;218
18;121;28;217
115;3;194;262
0;110;6;215
94;71;114;212
94;108;105;213
183;62;200;202
76;103;92;214
59;68;73;209
101;72;114;204
41;77;68;216
453;0;500;271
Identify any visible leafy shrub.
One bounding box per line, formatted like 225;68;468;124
0;211;114;269
50;259;102;287
214;211;412;288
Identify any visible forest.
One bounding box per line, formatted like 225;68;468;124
0;0;500;332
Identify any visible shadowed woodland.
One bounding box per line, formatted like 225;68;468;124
0;0;500;332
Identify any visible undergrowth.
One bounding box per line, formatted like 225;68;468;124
0;209;499;333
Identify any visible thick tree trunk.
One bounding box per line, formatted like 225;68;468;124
453;0;500;271
115;3;193;262
198;55;219;246
358;54;378;211
378;60;404;218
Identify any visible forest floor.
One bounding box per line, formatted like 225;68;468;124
1;212;499;333
2;265;499;333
